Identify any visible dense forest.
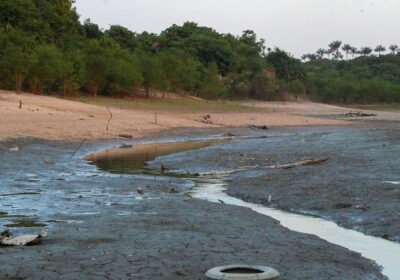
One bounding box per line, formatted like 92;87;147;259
0;0;399;103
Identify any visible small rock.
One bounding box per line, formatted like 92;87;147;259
169;188;179;194
43;159;55;164
382;234;389;240
137;188;144;195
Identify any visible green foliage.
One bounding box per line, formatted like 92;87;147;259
197;63;227;99
0;0;399;104
81;19;103;39
305;55;400;103
266;48;305;84
29;45;64;94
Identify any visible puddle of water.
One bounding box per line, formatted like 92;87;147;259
190;177;400;280
84;139;228;174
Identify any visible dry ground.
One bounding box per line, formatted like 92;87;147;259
0;90;363;141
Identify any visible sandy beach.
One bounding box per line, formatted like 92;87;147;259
0;90;367;141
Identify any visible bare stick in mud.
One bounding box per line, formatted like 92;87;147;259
71;138;87;158
19;100;22;109
106;106;112;131
271;157;329;169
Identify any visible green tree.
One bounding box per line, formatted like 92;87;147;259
266;48;305;85
351;47;358;59
374;45;386;56
138;51;163;98
342;44;353;60
61;49;85;96
81;19;103;39
0;28;35;92
389;44;398;55
29;45;64;94
328;40;342;60
360;47;373;57
197;63;227;99
316;49;325;59
106;25;137;50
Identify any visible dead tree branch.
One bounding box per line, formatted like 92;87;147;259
106;106;112;131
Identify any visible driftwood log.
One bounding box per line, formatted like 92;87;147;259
270;157;329;169
345;111;377;117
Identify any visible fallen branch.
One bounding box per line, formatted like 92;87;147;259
71;138;87;158
106;106;112;131
270;157;329;169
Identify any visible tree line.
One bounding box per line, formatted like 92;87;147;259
0;0;305;100
302;41;399;61
301;41;400;103
0;1;399;104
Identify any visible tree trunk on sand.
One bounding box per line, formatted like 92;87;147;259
15;71;23;94
145;87;150;98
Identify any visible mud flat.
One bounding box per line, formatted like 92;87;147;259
0;136;387;280
149;125;400;243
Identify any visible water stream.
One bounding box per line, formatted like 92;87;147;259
190;176;400;280
85;139;400;280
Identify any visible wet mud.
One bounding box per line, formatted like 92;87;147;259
0;128;392;280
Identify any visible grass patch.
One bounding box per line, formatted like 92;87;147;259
347;104;400;112
76;96;259;113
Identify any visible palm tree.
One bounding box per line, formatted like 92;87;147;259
389;44;398;55
351;47;358;59
328;40;342;60
302;54;317;61
374;45;386;56
308;54;317;61
360;47;373;57
342;44;353;60
315;48;325;59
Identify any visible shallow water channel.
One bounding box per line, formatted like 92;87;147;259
85;139;400;280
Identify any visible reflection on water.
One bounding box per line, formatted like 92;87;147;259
84;139;227;173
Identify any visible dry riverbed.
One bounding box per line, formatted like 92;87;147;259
1;92;399;279
0;132;388;280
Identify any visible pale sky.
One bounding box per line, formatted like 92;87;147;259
74;0;400;57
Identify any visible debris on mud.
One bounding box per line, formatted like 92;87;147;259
9;146;19;152
271;157;329;169
118;134;133;139
345;111;377;117
201;114;212;124
169;188;179;194
248;125;268;130
0;229;47;246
